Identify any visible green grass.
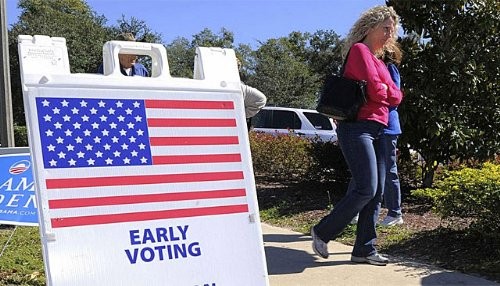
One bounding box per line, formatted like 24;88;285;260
0;226;45;286
377;225;414;246
260;207;321;233
260;205;414;247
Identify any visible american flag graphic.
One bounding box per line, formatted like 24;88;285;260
36;97;249;228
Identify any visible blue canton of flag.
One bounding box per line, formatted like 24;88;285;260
36;98;153;168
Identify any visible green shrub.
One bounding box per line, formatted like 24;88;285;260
397;149;424;188
305;139;350;183
14;125;29;147
413;162;500;233
249;132;350;183
249;132;314;180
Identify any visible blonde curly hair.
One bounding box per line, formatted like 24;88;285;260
383;39;402;65
342;6;399;58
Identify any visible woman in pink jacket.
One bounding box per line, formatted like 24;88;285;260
311;6;403;266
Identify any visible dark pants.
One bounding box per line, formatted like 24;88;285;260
382;134;402;218
314;120;385;257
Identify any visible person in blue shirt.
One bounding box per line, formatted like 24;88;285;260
97;33;149;77
379;40;404;226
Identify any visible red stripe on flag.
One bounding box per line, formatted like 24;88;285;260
50;204;249;228
147;118;237;127
150;136;239;146
49;188;247;209
145;99;234;110
45;171;244;189
152;154;241;165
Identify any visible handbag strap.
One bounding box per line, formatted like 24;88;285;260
340;48;352;76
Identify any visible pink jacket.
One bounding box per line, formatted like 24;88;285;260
343;43;403;125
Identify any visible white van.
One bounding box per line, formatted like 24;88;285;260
250;106;337;142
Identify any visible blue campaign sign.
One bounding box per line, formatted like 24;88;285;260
0;153;38;226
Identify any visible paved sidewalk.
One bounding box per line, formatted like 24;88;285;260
262;223;497;286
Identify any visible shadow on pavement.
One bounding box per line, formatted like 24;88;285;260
264;233;352;275
390;258;500;286
263;233;309;243
265;246;352;275
421;272;499;285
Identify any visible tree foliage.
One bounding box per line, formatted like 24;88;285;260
166;37;195;78
250;36;317;108
8;0;111;125
111;15;162;44
303;29;343;80
248;30;342;109
191;27;235;49
388;0;500;186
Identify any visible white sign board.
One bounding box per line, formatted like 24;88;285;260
18;35;268;286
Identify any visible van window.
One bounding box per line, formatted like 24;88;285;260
303;112;333;130
252;109;272;128
252;109;302;129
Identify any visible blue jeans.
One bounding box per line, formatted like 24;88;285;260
382;134;402;218
314;120;385;257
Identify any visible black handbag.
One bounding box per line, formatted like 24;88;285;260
316;50;367;121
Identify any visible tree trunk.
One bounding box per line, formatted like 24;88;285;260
422;161;436;188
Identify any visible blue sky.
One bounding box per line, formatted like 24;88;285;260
6;0;387;47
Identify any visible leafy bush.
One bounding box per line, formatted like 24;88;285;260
412;162;500;233
249;132;314;180
397;149;424;188
14;125;29;147
249;132;349;183
305;139;349;183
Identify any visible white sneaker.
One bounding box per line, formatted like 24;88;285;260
380;216;404;227
350;214;359;224
351;253;389;266
311;227;329;259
